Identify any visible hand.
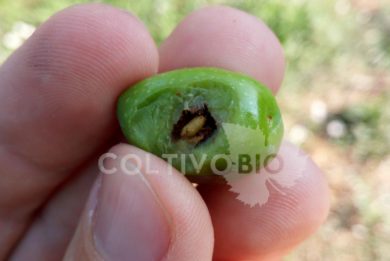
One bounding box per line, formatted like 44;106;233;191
0;4;329;261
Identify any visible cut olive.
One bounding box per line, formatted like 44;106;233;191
117;67;283;182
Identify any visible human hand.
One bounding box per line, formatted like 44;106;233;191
0;4;329;261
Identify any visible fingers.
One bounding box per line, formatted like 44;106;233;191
159;6;329;260
64;144;214;261
159;5;285;93
0;3;157;258
9;158;98;261
198;142;330;260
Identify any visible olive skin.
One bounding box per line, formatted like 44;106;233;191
117;67;283;181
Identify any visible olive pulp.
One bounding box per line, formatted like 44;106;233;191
117;67;283;181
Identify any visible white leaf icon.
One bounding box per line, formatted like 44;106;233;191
221;123;267;173
224;172;269;207
222;123;307;207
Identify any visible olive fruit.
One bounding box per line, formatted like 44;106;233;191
117;67;283;182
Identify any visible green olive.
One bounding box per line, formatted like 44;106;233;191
117;67;283;182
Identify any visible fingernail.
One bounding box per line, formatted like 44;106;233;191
92;162;171;261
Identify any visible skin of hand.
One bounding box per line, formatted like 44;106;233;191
0;4;330;261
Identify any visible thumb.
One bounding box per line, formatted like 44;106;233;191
64;144;214;261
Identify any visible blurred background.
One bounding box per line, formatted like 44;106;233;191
0;0;389;260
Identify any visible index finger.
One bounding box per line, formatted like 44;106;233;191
159;5;285;93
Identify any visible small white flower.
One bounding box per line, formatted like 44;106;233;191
288;124;309;145
3;32;24;50
2;21;35;50
310;99;328;124
327;119;346;138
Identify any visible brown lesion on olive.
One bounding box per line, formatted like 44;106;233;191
172;104;217;145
